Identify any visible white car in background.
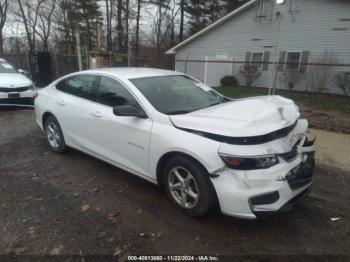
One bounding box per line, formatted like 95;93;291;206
34;68;315;219
0;59;34;107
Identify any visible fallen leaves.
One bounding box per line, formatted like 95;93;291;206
27;226;36;239
113;246;122;256
106;209;119;224
80;203;90;212
31;172;39;180
6;244;29;255
48;245;64;256
88;187;99;194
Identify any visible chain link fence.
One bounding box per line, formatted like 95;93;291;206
174;51;350;96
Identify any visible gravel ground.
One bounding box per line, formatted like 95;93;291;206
0;108;349;259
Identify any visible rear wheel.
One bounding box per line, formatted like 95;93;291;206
44;116;66;153
163;156;216;216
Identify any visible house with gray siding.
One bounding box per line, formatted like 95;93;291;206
166;0;350;94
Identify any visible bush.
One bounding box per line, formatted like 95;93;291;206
307;50;338;92
239;65;261;87
279;68;304;90
220;75;238;86
334;72;350;95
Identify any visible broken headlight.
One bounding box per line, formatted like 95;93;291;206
219;154;279;170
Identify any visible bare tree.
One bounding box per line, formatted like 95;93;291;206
105;0;114;51
0;0;8;55
178;0;184;42
35;0;57;51
14;0;46;73
116;0;124;51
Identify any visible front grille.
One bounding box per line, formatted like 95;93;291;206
0;86;30;93
286;152;315;190
280;138;302;162
280;148;298;162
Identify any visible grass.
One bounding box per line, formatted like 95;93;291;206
215;86;350;113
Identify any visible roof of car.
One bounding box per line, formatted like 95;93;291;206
84;67;183;79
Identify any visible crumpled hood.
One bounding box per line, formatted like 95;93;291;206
0;73;32;88
170;95;300;137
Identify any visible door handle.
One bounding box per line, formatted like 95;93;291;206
91;111;102;118
57;100;65;106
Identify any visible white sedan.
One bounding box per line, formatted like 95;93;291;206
0;59;34;106
34;68;315;219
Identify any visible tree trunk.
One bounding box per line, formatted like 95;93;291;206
105;0;111;51
116;0;123;51
125;0;129;52
179;0;184;42
135;0;141;62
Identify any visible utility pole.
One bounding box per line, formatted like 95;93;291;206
268;6;282;95
76;27;83;71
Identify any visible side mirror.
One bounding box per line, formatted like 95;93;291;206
113;105;147;118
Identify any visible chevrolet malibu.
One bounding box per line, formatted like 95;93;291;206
34;68;315;219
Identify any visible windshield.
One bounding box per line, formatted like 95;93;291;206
130;75;227;115
0;62;17;74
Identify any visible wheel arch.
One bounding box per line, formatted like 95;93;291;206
156;151;209;186
42;111;55;128
156;151;220;211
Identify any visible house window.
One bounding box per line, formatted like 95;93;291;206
252;52;264;70
285;52;301;70
258;0;266;18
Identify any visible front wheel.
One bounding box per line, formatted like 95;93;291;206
163;156;217;216
44;116;66;153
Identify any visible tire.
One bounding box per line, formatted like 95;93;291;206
44;116;67;153
162;155;217;216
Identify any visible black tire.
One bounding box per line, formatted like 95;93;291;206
44;116;67;153
162;155;217;216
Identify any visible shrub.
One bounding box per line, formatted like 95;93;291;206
333;72;350;95
307;50;337;93
239;65;261;87
279;68;304;90
220;75;238;86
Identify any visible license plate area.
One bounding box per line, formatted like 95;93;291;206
8;93;20;98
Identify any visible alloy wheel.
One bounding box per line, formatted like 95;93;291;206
46;122;60;148
168;166;200;209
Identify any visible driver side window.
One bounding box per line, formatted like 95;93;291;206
96;76;138;108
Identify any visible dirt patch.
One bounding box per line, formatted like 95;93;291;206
300;105;350;134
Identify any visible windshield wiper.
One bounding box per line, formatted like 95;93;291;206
167;110;191;115
208;101;224;107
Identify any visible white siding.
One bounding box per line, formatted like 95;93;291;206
174;0;350;92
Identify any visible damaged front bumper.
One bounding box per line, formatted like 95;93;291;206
210;135;316;219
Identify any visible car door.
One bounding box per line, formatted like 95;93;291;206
91;75;153;177
54;74;100;151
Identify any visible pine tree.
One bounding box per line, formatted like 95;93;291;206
223;0;249;14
